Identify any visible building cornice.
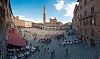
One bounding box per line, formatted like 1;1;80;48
77;0;79;2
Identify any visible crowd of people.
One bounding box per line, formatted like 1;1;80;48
20;28;83;59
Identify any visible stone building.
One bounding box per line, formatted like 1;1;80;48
62;23;72;30
25;21;32;28
72;0;100;46
72;4;79;31
12;16;33;28
12;16;25;28
0;0;13;59
43;5;46;24
42;6;63;30
44;17;63;30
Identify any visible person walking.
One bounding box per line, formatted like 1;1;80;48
51;50;55;59
36;46;40;52
65;48;68;56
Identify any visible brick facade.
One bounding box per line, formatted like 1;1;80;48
0;0;13;59
72;0;100;46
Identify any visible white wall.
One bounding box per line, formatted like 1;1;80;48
25;21;32;28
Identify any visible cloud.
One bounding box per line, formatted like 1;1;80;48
54;0;64;11
56;18;66;24
58;18;72;24
34;18;43;23
15;15;34;22
64;2;78;17
54;0;79;22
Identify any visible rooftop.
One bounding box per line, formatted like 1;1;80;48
50;17;56;19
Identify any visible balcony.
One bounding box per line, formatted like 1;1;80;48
79;13;95;21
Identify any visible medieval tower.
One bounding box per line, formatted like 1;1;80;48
43;5;46;24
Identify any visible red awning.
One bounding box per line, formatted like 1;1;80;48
7;28;27;46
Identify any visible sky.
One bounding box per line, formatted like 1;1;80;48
10;0;78;24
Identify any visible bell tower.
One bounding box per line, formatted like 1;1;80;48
43;5;46;24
